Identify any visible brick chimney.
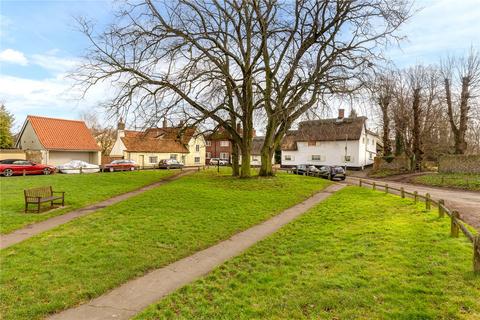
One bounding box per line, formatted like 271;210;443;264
338;108;345;119
117;118;125;138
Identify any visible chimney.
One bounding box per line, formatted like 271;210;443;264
338;109;345;119
163;118;168;128
117;118;125;138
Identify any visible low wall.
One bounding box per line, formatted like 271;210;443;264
0;149;26;160
439;155;480;174
373;155;410;172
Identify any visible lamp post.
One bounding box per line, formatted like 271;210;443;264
344;134;348;172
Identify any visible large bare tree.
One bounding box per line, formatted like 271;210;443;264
441;49;480;154
74;0;411;177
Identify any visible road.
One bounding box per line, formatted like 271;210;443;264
346;176;480;231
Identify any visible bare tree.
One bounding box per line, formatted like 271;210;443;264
441;49;480;154
79;111;116;156
74;0;411;177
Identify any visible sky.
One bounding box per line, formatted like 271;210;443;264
1;0;480;131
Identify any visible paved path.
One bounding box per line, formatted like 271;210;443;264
48;184;344;320
0;170;195;249
347;176;480;231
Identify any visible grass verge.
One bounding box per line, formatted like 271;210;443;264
136;187;480;320
0;170;177;234
412;173;480;191
0;170;330;320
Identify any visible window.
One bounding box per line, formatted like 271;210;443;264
372;139;375;146
205;141;211;147
149;156;158;164
344;155;352;162
206;152;211;158
252;155;259;161
308;141;316;146
369;152;374;159
367;138;370;145
170;154;178;160
220;140;229;147
284;155;293;161
362;137;365;144
311;155;322;161
195;145;200;152
194;157;201;163
219;152;229;159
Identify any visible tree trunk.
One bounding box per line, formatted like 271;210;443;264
456;76;470;154
231;140;240;176
239;121;253;178
259;146;275;176
412;87;422;170
380;99;392;156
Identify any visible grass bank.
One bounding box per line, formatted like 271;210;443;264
0;170;176;234
412;173;480;191
136;187;480;320
0;170;330;320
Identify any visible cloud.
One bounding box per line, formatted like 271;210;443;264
0;49;28;66
31;53;80;73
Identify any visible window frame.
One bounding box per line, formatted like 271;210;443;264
148;156;158;164
220;140;230;147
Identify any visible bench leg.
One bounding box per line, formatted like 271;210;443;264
25;202;28;213
38;200;41;213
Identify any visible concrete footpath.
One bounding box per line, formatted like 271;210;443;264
48;183;345;320
0;170;195;249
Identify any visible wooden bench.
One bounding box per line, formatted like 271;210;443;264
24;186;65;213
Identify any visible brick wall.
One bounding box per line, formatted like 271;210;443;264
439;155;480;174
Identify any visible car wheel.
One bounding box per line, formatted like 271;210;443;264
3;169;13;177
43;168;51;175
109;167;114;172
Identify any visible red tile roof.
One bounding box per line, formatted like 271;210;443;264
27;115;100;151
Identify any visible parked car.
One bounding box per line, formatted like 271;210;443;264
158;159;184;169
209;158;229;166
318;165;346;180
104;160;137;172
57;160;100;174
0;160;56;177
292;164;320;175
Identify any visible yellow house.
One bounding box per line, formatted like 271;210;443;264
110;125;206;167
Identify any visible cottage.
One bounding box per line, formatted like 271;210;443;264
110;122;206;167
281;110;379;169
15;115;101;165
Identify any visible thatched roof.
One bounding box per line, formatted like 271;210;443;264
281;117;367;151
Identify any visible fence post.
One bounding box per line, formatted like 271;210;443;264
359;179;362;187
400;187;405;198
80;167;83;174
425;193;431;210
450;210;459;238
413;191;418;203
372;182;376;191
474;235;480;274
438;199;445;218
385;184;389;193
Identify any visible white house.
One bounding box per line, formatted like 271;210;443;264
15;115;101;165
110;122;206;167
281;110;379;169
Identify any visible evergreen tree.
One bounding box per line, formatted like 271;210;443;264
0;105;15;148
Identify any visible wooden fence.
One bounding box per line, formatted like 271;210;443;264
357;179;480;274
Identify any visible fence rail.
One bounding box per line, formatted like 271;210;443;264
356;178;479;274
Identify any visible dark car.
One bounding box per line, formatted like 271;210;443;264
0;160;56;177
158;159;184;169
292;164;320;175
0;159;25;164
104;160;137;172
318;165;346;180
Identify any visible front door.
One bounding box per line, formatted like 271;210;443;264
139;155;145;169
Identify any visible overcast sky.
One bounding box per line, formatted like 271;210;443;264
1;0;480;130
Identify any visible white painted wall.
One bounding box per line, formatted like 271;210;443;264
16;121;43;150
48;151;101;166
110;134;126;156
184;134;206;166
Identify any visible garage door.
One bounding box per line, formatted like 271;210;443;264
48;151;91;166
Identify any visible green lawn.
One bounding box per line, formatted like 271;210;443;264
412;173;480;191
0;170;177;234
0;170;330;320
136;187;480;320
